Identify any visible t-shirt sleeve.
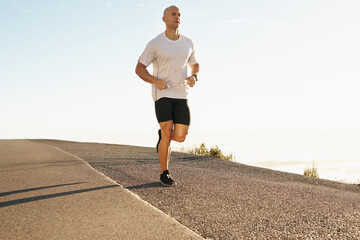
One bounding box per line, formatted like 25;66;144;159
138;41;156;67
188;41;198;65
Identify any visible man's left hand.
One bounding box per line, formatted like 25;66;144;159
186;76;196;87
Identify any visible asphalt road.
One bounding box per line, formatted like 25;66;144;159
33;139;360;240
0;140;202;240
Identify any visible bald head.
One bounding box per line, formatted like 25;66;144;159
163;5;179;17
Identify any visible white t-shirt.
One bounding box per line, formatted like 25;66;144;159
138;32;198;101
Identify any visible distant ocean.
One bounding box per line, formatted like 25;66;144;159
85;131;360;184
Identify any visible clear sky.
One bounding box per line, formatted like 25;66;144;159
1;0;360;144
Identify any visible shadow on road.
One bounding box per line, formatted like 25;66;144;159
0;182;86;197
126;182;167;190
0;185;119;208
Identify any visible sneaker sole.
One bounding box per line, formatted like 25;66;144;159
160;181;177;186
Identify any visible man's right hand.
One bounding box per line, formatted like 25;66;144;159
155;79;170;91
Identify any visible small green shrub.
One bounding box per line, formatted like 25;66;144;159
304;162;319;179
190;143;209;156
210;145;222;158
182;143;234;161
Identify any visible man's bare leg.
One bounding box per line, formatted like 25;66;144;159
158;120;174;173
158;122;189;173
172;123;189;142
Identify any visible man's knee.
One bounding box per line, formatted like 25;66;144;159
176;135;186;142
161;127;173;141
173;132;187;142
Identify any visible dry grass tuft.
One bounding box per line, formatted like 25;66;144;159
178;143;234;161
304;162;319;179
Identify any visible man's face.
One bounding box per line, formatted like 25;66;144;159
163;7;181;29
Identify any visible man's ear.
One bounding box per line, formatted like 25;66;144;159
162;16;165;22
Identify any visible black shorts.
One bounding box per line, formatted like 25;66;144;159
155;97;190;125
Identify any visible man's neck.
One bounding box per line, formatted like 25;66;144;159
165;28;180;41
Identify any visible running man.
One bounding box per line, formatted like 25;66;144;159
135;5;200;186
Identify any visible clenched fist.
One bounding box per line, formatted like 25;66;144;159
186;75;196;87
155;79;170;90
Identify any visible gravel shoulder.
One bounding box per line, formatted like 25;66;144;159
33;139;360;240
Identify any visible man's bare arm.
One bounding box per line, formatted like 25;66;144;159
135;62;158;84
135;62;169;90
190;63;200;75
186;63;200;87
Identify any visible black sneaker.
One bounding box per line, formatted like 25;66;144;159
160;170;176;186
156;129;161;153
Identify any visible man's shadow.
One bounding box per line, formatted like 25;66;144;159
126;182;167;190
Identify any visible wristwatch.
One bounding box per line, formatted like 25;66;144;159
192;73;198;81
